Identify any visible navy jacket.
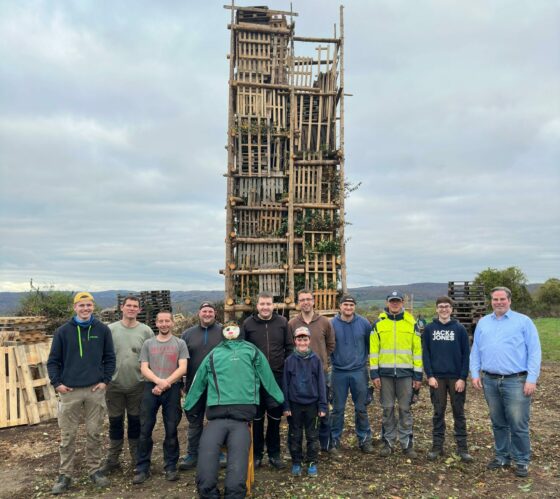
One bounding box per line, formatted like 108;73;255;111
283;351;327;413
331;313;371;371
422;319;470;380
47;316;116;388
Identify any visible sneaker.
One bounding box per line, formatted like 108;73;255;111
269;456;286;470
219;451;227;468
165;470;179;481
403;447;417;459
459;452;474;463
90;471;110;488
307;463;318;477
291;463;302;477
515;464;528;477
132;470;150;484
427;449;442;461
51;475;71;495
486;458;511;470
379;444;392;458
178;454;198;471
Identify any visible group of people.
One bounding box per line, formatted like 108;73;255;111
46;285;541;497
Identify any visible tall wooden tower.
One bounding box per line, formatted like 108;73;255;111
222;4;347;320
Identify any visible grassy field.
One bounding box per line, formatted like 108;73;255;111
536;317;560;361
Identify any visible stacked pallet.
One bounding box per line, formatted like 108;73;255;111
0;316;49;344
0;340;57;428
448;281;488;335
99;307;120;324
116;291;172;331
223;4;347;319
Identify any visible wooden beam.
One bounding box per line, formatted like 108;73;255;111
224;5;298;17
293;36;340;44
229;22;292;35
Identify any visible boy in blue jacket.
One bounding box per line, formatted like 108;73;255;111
283;327;327;477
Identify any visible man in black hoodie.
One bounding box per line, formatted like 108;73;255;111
178;301;223;470
422;296;473;462
241;291;293;469
47;292;116;495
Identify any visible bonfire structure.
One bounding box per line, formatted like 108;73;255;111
221;4;347;320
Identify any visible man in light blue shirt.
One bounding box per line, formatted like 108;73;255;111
470;286;541;478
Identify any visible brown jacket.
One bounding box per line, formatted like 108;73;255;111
288;313;335;372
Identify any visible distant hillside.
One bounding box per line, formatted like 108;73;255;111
0;283;542;316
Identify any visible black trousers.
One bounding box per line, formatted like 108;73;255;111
197;419;251;499
184;390;207;457
287;402;319;465
136;383;182;472
430;378;468;452
253;373;283;460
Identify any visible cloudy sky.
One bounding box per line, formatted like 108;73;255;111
1;0;558;292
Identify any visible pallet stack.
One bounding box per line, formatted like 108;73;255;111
0;316;49;344
0;339;57;428
116;291;172;331
448;281;488;335
223;4;347;319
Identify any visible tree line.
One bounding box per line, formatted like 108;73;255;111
16;267;560;329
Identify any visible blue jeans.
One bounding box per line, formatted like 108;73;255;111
483;374;532;465
136;382;182;472
330;369;371;444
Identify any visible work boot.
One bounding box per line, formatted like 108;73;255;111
379;444;392;457
458;451;474;463
100;439;123;474
51;475;71;495
487;458;511;470
403;447;417;459
360;438;374;454
90;470;110;488
427;448;442;461
132;470;150;484
328;440;341;458
178;454;198;471
269;455;286;470
165;470;179;481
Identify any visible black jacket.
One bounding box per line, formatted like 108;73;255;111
47;317;116;388
181;322;223;389
241;312;293;375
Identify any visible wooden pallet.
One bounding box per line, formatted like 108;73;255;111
13;342;57;425
0;346;29;427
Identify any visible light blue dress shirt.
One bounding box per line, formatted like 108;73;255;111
470;309;541;383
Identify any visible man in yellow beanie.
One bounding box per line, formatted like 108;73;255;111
47;292;116;494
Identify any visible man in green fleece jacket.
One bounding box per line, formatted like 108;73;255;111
184;323;284;499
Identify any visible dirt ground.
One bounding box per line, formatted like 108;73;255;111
1;363;559;499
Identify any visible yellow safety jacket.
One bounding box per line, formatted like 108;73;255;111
369;310;423;381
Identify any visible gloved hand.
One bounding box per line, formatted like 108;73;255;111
365;385;374;406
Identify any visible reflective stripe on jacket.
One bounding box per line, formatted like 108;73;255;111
369;310;422;381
